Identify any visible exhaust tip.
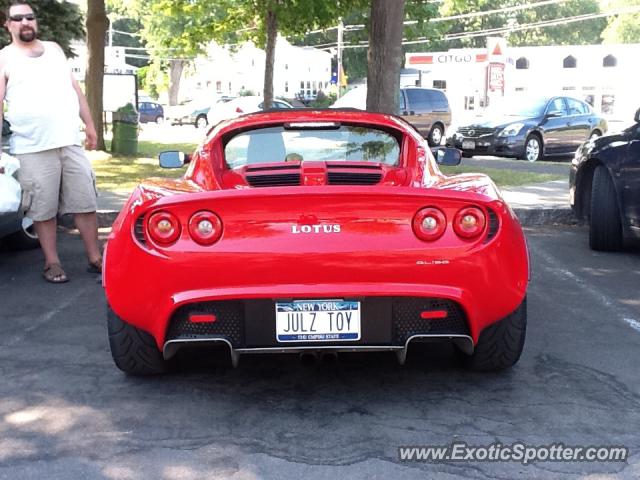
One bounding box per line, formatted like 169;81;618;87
300;352;318;367
320;352;338;366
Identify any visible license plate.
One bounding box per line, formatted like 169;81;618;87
462;139;476;149
275;300;361;342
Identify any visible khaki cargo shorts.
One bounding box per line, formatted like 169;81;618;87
16;145;98;221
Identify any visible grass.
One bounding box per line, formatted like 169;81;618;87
439;165;565;187
92;140;565;193
92;140;196;192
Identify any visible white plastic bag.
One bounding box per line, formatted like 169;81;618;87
0;152;22;213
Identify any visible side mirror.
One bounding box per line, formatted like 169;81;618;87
159;151;190;168
545;110;563;118
635;108;640;123
432;147;461;166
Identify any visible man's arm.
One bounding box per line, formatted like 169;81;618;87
71;75;97;150
0;52;8;151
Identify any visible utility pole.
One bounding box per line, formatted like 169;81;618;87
336;18;344;98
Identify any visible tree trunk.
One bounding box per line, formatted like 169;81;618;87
366;0;406;114
168;59;186;106
85;0;109;151
263;9;278;109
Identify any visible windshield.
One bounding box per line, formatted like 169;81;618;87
224;125;400;168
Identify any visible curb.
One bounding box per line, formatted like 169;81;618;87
59;207;580;229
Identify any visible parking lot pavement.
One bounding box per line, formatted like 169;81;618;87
1;227;639;479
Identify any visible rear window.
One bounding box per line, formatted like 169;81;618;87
224;125;400;168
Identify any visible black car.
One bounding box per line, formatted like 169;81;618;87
570;108;640;251
448;96;607;162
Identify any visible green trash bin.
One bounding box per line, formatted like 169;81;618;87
111;105;139;155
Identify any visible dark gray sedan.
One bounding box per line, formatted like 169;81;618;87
448;96;608;162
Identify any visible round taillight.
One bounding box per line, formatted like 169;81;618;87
188;211;222;245
453;206;486;239
147;211;181;245
413;207;446;241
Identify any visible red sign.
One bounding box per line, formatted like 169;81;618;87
408;55;433;64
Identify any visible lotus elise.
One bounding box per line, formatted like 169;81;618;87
103;109;529;375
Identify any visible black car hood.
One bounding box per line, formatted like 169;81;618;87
463;115;536;130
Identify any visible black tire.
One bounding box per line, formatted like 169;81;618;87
4;218;39;250
155;116;164;124
462;298;527;371
427;123;444;146
521;134;542;162
589;164;623;251
107;305;167;375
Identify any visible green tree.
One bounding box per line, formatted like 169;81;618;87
223;0;359;108
509;0;605;46
437;0;605;49
602;0;640;43
111;17;148;69
292;1;442;83
129;0;228;105
0;0;84;56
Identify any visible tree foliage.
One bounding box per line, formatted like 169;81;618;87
292;1;441;81
111;17;148;68
0;0;84;56
437;0;606;49
221;0;362;107
602;0;640;43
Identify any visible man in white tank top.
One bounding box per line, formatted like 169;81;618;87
0;0;101;283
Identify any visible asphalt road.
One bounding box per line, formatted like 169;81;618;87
1;226;639;479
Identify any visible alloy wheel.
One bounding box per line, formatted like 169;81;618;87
525;137;540;162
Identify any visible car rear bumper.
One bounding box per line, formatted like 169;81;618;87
160;296;475;364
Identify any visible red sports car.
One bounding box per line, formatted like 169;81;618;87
104;109;529;375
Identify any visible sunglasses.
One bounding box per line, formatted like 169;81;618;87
9;13;36;22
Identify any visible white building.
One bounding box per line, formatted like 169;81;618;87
406;43;640;123
68;42;138;79
181;36;333;104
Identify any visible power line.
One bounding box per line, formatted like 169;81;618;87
430;0;570;23
331;7;640;49
445;5;640;40
305;0;572;36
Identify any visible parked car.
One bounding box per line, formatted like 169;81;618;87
447;96;607;162
166;101;211;128
570;107;640;251
0;127;39;250
207;96;294;126
331;86;452;146
103;108;529;375
137;101;164;124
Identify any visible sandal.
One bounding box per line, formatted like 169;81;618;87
43;263;69;283
87;258;103;274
